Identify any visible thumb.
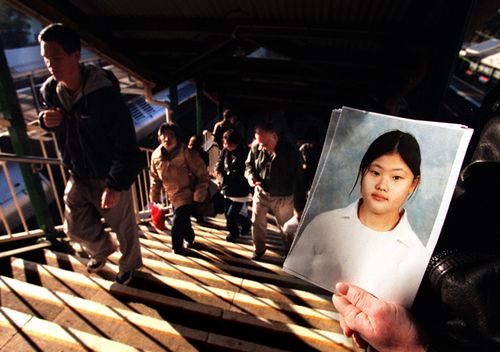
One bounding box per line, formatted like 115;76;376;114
337;282;378;312
334;282;377;334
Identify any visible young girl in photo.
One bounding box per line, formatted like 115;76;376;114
286;130;426;306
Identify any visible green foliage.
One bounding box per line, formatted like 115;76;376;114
0;3;31;48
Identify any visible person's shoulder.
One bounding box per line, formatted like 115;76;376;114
84;65;119;93
316;208;344;221
312;202;355;223
185;146;203;161
249;140;260;152
151;145;163;160
397;210;425;249
40;76;57;96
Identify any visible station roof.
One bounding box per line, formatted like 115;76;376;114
5;0;477;118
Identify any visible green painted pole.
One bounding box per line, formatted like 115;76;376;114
195;81;203;135
0;39;57;238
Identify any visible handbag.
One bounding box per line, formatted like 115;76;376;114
150;202;166;230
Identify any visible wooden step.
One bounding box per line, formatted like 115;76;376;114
14;253;340;331
44;248;332;310
0;306;148;351
1;214;355;351
139;226;286;265
68;237;325;294
5;260;352;351
1;276;309;352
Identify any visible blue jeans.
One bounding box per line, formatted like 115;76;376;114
171;204;195;251
224;198;251;238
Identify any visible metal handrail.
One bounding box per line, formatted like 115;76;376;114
0;144;157;243
0;152;61;165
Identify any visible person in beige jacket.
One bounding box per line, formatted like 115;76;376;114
150;123;209;255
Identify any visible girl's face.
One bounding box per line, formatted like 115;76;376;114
159;130;178;152
360;152;419;219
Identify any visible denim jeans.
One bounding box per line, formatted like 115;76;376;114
224;198;251;238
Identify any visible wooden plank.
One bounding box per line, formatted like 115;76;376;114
7;259;351;351
9;258;229;315
0;276;206;351
52;230;313;293
11;257;339;330
140;230;286;263
129;246;329;300
220;310;352;350
43;249;331;309
0;307;146;352
39;251;331;318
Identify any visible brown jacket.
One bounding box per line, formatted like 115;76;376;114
150;144;209;208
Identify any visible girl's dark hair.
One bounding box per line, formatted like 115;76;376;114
157;122;181;142
222;129;242;146
352;130;421;192
38;23;81;54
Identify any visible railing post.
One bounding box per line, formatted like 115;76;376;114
0;38;58;240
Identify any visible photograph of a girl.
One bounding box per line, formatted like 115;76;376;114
285;130;428;307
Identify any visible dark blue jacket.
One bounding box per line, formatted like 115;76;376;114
39;65;142;191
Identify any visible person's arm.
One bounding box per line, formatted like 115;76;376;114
215;149;225;177
244;144;260;187
38;79;65;132
186;150;210;203
332;282;426;352
143;81;172;112
149;156;163;204
39;108;64;130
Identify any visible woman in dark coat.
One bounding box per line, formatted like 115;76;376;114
215;129;251;242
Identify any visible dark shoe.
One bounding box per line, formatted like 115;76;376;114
87;258;106;273
226;235;238;242
115;271;134;285
252;250;265;261
173;248;186;256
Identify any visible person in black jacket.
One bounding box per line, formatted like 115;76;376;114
216;129;251;242
38;23;143;285
245;122;306;260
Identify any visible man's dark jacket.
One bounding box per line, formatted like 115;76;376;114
245;135;306;211
39;65;142;191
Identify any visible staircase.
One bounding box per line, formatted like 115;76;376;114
0;215;354;351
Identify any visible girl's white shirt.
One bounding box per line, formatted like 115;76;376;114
286;199;427;307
